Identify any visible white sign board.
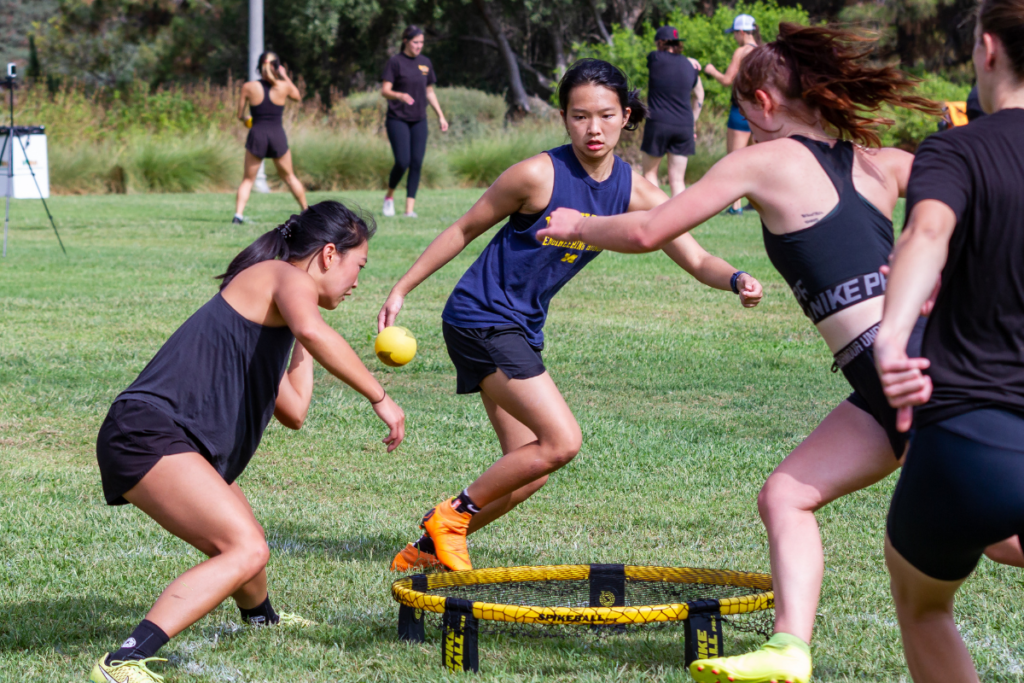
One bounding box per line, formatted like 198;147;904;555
0;131;49;199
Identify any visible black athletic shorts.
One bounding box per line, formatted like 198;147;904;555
245;124;289;160
888;409;1024;581
838;318;926;458
442;321;546;394
96;399;210;506
641;120;696;157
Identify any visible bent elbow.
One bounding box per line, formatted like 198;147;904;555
292;324;324;349
633;229;663;253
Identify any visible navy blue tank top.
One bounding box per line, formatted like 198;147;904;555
442;145;632;347
762;136;894;324
118;293;294;483
251;81;284;126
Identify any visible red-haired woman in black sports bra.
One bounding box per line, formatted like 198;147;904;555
233;52;308;223
541;23;1022;683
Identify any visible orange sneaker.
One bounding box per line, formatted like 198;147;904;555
390;542;445;572
421;499;473;571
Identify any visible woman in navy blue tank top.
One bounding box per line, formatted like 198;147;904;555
377;59;763;575
541;25;1021;683
88;202;405;682
233;52;308;224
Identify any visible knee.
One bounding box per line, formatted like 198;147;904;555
541;427;582;469
239;539;271;581
757;472;818;522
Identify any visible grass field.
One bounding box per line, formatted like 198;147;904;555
1;190;1022;682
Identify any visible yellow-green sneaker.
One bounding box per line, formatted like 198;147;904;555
89;654;166;683
690;633;812;683
277;612;316;627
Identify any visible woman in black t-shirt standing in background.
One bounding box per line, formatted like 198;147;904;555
381;26;449;218
876;0;1024;679
641;26;704;197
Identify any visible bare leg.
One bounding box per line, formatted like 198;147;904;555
405;196;416;215
725;129;751;211
666;153;689;197
271;151;308;211
983;535;1024;567
642;153;663;189
234;151;263;217
758;400;898;643
123;452;271;637
467;391;549;534
885;535;977;683
463;370;582;508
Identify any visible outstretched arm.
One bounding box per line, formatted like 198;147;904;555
378;155;550;330
236;84;250;122
541;150;755;253
628;170;762;306
874;199;956;432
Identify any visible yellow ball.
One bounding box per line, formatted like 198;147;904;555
244;116;253;128
375;326;417;367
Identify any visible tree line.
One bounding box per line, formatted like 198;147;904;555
29;0;979;112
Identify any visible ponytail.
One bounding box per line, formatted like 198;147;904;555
258;51;281;83
558;58;648;131
217;201;374;289
734;23;940;147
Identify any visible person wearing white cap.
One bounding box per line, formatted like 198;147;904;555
704;14;760;215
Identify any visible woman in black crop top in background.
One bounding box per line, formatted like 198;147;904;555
233;52;309;224
540;24;1021;683
87;202;405;683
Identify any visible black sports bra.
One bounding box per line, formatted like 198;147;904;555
762;136;895;324
250;81;285;126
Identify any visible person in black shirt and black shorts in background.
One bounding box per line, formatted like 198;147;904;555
233;52;308;224
641;26;704;197
875;0;1024;679
381;26;449;219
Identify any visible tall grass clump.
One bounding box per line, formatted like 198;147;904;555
448;126;567;186
127;136;235;193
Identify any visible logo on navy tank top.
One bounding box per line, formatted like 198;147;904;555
540;214;603;264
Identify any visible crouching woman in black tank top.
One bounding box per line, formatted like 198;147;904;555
87;201;405;683
233;52;308;223
876;1;1024;679
541;24;1020;683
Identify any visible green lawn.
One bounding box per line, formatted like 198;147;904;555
1;190;1021;682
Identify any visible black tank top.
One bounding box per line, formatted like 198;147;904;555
118;293;294;482
250;81;284;126
762;136;894;324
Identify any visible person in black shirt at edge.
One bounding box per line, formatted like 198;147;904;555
381;26;449;219
875;0;1024;679
233;52;308;224
641;26;704;197
539;23;1023;683
87;202;406;683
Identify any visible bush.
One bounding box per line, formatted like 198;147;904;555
127;136;235;193
879;73;969;150
447;127;567;187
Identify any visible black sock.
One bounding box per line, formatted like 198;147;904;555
451;488;481;515
240;594;280;626
106;619;169;664
412;534;436;555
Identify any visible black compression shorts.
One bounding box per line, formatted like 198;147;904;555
888;409;1024;581
96;399;212;506
442;321;546;395
839;318;926;458
245;124;289;160
640;120;695;157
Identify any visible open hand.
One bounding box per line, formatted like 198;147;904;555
536;208;584;243
402;93;415;106
736;273;763;308
372;393;406;452
377;291;405;333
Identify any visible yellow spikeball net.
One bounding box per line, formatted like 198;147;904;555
391;563;774;672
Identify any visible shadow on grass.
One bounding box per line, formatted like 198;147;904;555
0;596;150;654
264;523;417;563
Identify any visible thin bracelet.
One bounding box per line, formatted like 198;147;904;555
370;390;387;405
730;271;748;294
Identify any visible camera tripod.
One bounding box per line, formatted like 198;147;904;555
1;74;65;257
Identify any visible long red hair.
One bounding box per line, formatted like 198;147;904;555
734;23;940;147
